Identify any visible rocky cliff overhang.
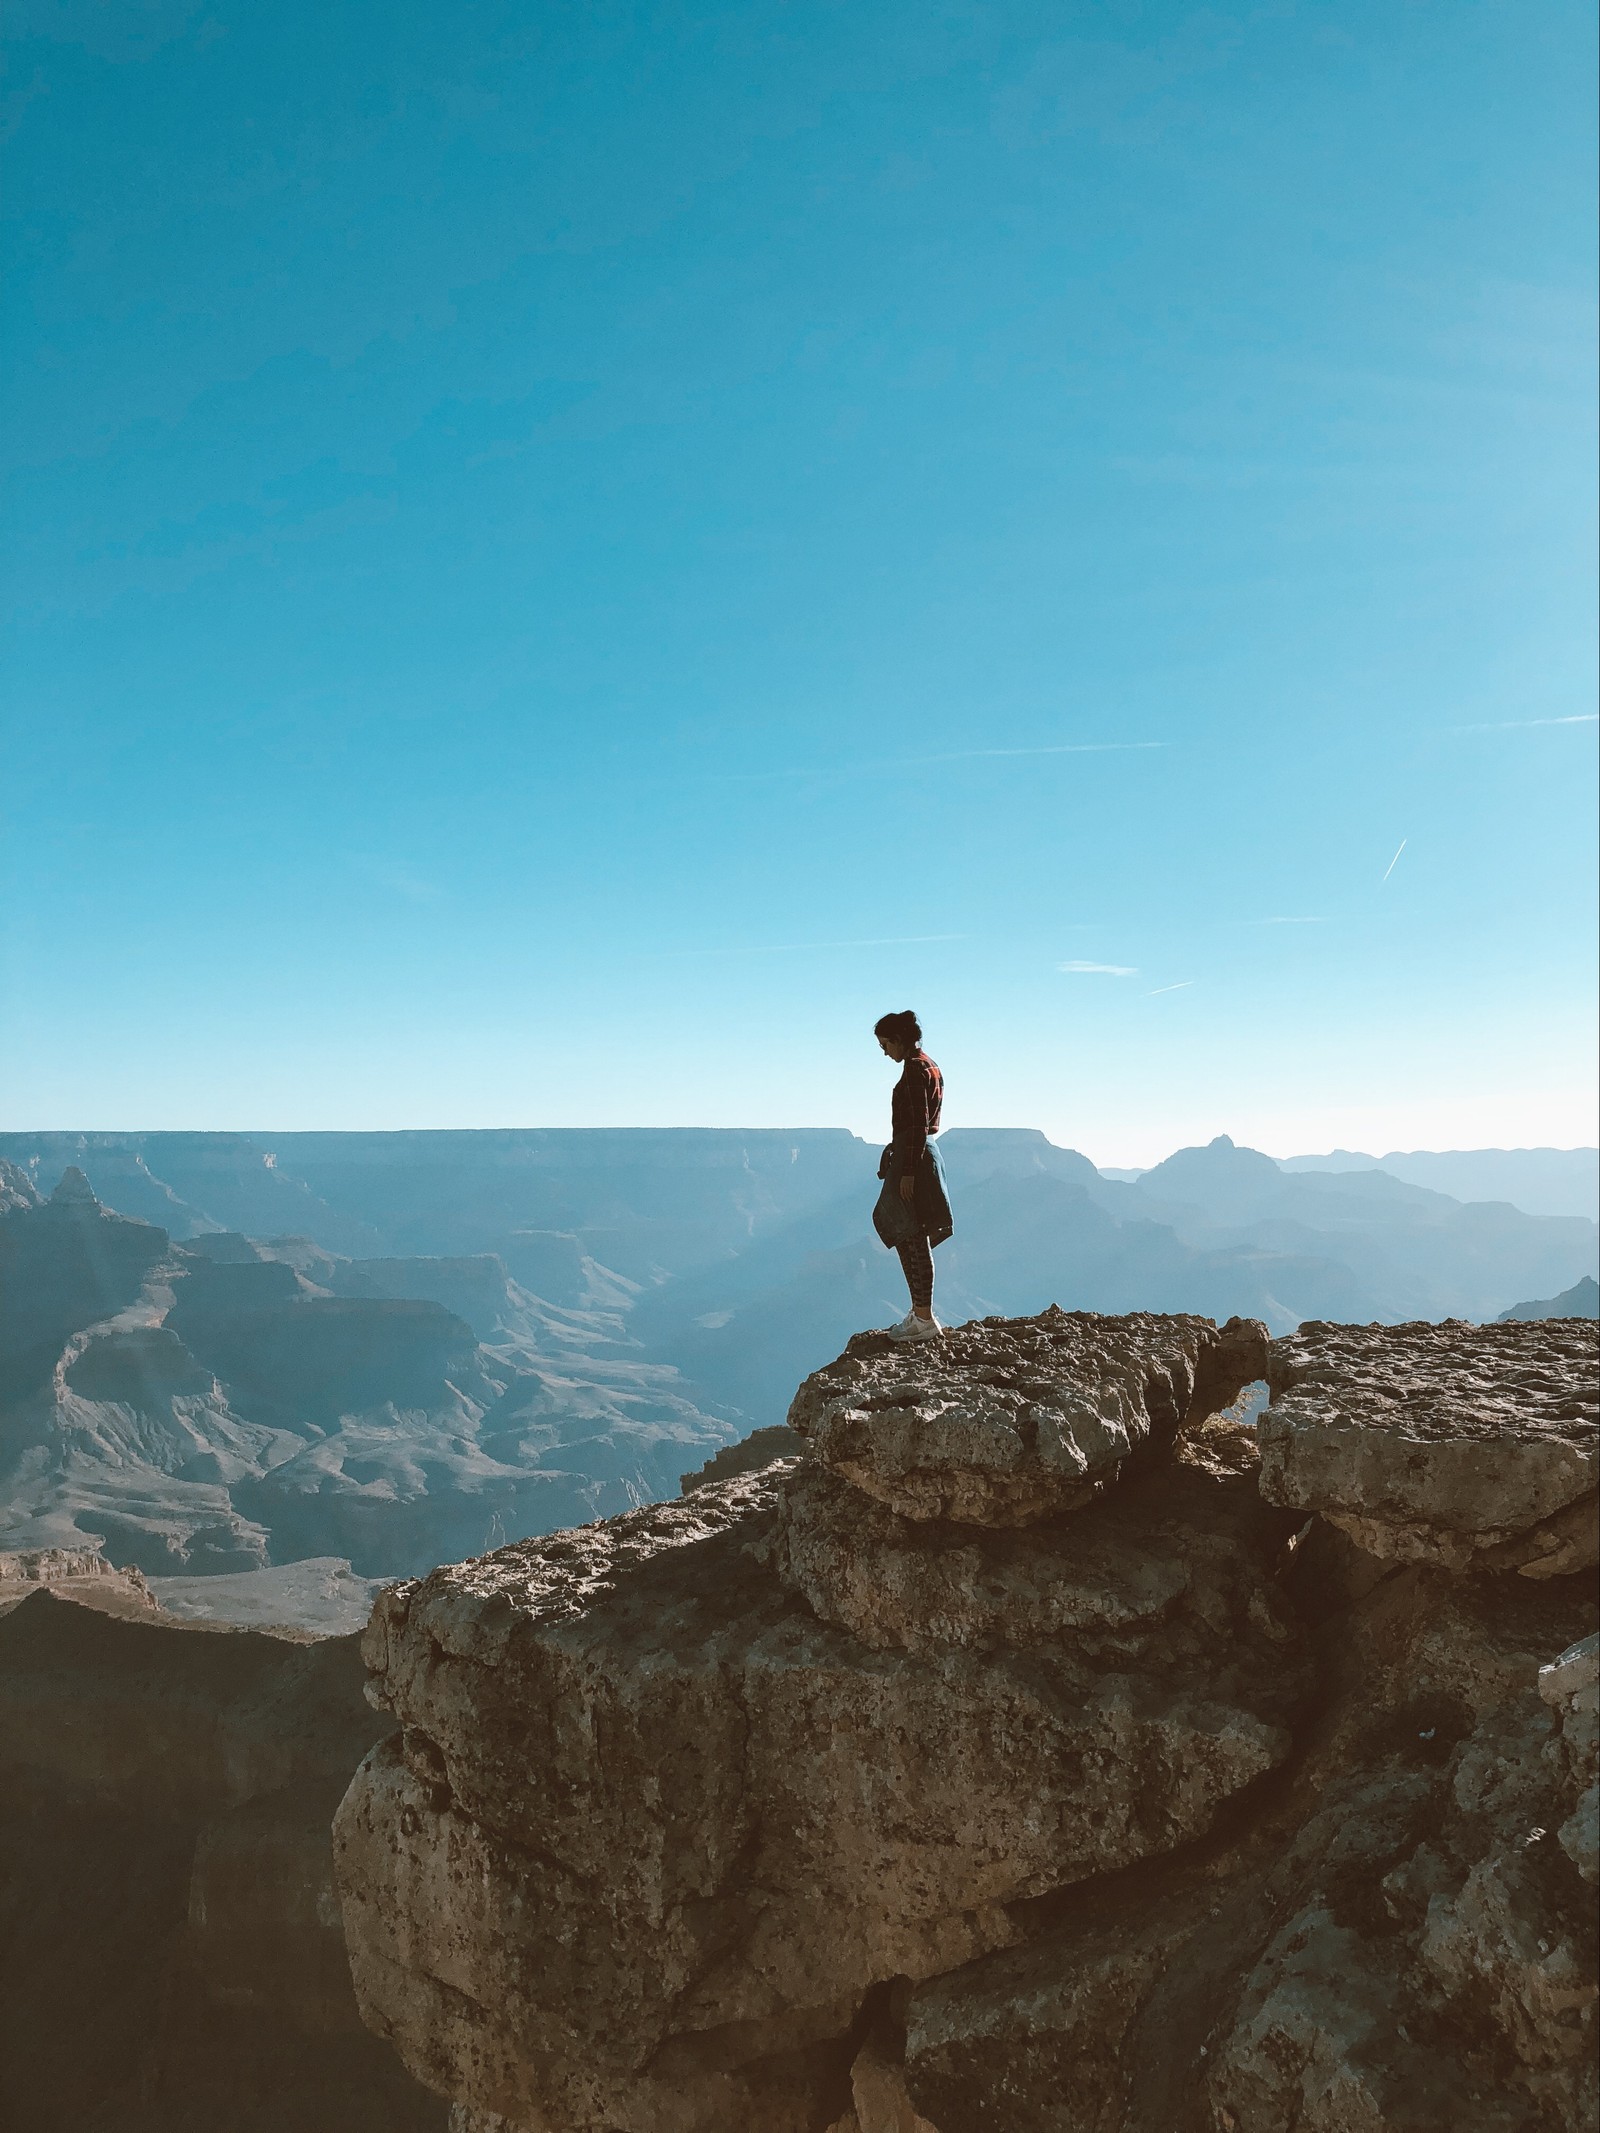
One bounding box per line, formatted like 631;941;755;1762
333;1309;1599;2133
1261;1317;1597;1575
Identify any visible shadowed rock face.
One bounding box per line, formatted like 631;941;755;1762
167;1259;484;1425
0;1170;172;1392
0;1574;446;2133
899;1584;1599;2133
786;1308;1268;1525
1261;1318;1598;1576
333;1308;1599;2133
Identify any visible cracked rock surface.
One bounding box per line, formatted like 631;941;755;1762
1260;1318;1598;1574
334;1318;1292;2133
786;1308;1268;1525
901;1559;1598;2133
334;1310;1599;2133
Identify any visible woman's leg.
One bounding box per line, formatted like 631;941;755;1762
895;1235;935;1318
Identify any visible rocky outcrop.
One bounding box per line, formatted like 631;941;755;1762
0;1582;446;2132
0;1154;41;1212
786;1308;1268;1524
334;1307;1598;2133
680;1422;804;1492
1260;1318;1598;1576
0;1543;158;1620
897;1566;1597;2133
334;1311;1290;2130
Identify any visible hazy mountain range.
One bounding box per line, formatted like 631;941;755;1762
1276;1145;1598;1221
1;1128;1593;1583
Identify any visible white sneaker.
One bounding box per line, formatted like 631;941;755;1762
886;1312;942;1342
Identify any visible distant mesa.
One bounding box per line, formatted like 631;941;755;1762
1279;1143;1599;1222
65;1326;216;1403
0;1145;739;1582
180;1228;263;1263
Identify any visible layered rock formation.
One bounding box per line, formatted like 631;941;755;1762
788;1308;1267;1523
335;1307;1598;2133
0;1172;735;1579
1261;1317;1598;1577
0;1543;159;1620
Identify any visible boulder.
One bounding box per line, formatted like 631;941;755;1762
771;1455;1301;1668
1259;1319;1598;1574
786;1308;1268;1526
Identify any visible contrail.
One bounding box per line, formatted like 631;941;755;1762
1454;713;1598;731
683;933;968;957
1381;838;1407;884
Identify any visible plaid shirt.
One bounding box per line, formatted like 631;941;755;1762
891;1051;943;1178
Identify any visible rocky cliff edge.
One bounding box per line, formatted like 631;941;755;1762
333;1309;1598;2133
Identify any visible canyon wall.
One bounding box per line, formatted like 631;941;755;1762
0;1554;447;2133
333;1309;1597;2133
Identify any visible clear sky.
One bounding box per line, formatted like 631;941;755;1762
3;0;1596;1165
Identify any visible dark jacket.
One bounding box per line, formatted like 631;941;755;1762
872;1138;954;1249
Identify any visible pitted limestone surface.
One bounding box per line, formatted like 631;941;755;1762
773;1457;1303;1678
1260;1318;1598;1573
785;1308;1268;1526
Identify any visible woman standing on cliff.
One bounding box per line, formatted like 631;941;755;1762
873;1009;954;1341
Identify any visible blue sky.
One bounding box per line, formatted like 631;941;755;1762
3;0;1595;1163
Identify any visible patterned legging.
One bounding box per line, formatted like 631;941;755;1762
896;1234;934;1312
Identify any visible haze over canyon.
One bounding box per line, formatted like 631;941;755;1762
0;1126;1593;1592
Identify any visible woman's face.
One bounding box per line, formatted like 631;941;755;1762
877;1033;904;1062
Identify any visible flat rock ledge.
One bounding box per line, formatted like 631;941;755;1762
786;1308;1268;1526
1260;1318;1599;1575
